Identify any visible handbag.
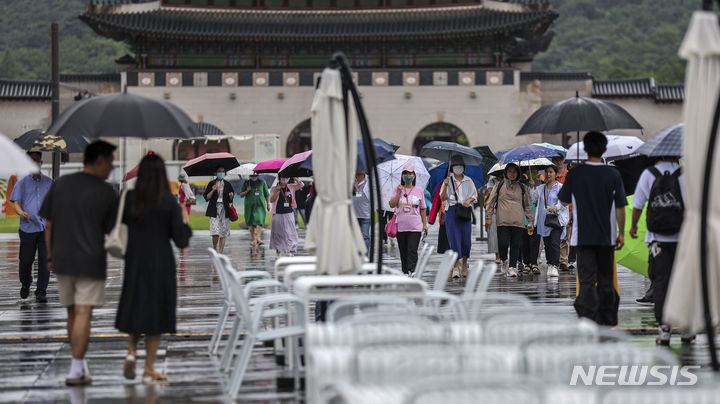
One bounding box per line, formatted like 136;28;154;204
105;189;128;258
384;213;398;238
228;204;239;222
543;185;563;229
450;177;472;221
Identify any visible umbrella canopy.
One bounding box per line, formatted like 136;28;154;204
183;152;239;177
0;135;41;178
376;154;431;212
420;141;483;166
300;138;397;172
228;162;259;178
47;93;201;139
488;158;553;176
14;128;90;153
611;155;650;196
279;150;313;178
665;11;720;343
123;164;139;182
636;123;683;157
616;195;649;277
304;67;366;274
254;158;287;173
498;145;560;164
516;94;643;135
473;146;498;180
428;163;484;195
532;142;568;156
566;135;644;161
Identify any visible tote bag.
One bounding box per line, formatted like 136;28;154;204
105;189;128;258
384;212;398;238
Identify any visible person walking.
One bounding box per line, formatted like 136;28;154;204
39;141;118;386
352;170;371;251
294;182;309;229
177;173;195;215
485;163;534;278
116;153;192;383
553;155;575;271
239;174;270;246
441;156;477;278
429;183;450;254
10;150;53;303
203;165;234;254
389;165;428;275
533;165;568;277
269;177;304;256
520;175;543;274
629;156;689;345
558;131;627;326
483;176;501;265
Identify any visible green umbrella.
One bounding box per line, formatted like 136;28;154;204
616;195;649;277
473;145;497;181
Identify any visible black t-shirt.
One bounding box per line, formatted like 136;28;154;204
39;172;118;279
557;163;627;247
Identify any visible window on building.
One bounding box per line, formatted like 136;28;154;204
286;119;311;157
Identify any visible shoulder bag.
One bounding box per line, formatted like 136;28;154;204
451;177;472;221
543;184;563;229
384;212;398;238
105;189;128;258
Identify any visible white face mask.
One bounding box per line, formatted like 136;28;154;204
452;166;464;175
280;178;289;184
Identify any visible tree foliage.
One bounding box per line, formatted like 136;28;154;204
0;0;127;80
532;0;695;82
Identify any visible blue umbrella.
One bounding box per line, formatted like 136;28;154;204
420;141;483;166
428;162;484;195
636;123;683;157
300;138;397;172
532;142;568;156
499;145;561;164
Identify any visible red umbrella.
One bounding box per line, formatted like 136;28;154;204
254;158;287;173
123;164;139;181
183;152;239;177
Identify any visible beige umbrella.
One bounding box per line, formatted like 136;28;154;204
664;10;720;366
304;68;366;274
0;134;41;178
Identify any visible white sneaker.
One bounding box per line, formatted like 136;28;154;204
499;260;508;274
507;267;518;278
547;265;559;277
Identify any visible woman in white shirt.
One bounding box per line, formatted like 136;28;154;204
440;155;478;278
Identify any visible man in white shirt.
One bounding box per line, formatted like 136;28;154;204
630;157;689;345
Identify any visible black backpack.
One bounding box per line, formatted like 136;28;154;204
646;167;684;235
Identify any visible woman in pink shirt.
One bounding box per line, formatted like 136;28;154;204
389;165;428;275
269;176;304;256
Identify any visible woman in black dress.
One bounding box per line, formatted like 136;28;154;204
116;153;192;383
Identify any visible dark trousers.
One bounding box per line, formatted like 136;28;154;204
397;231;422;274
497;226;525;269
648;242;676;325
521;232;542;266
542;228;563;267
19;230;49;293
575;246;619;326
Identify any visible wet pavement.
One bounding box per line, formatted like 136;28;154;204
0;222;718;402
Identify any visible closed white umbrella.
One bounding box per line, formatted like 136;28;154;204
0;134;41;178
664;11;720;349
304;68;366;274
565;135;644;161
376;154;431;212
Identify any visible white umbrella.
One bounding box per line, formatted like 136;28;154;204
228;162;258;178
376;154;430;212
304;68;366;274
565;135;644;161
0;134;41;178
665;11;720;342
488;158;554;175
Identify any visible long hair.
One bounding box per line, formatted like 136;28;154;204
132;153;171;219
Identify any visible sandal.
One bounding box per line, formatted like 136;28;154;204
123;354;136;380
531;265;540;274
523;265;531;273
142;370;168;384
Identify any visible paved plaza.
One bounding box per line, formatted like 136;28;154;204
0;223;717;402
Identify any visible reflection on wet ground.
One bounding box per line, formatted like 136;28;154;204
0;223;718;402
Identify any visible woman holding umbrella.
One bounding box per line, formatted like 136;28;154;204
239;173;270;246
269;176;304;256
532;165;568;277
389;165;428;274
440;155;478;278
203;165;234;253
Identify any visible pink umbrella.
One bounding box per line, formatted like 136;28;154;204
183;152;239;177
254;158;288;173
279;150;313;177
123;164;139;181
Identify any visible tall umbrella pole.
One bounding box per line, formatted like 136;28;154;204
332;53;384;272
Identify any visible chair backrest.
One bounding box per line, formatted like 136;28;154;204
403;375;544;404
218;255;253;321
326;298;419;323
432;250;458;292
462;261;484;298
208;248;231;302
413;244;433;278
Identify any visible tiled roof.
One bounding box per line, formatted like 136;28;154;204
80;6;558;41
0;79;51;100
520;71;593;81
592;78;684;103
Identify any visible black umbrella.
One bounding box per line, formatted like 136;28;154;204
420;141;483;166
47;93;201;139
611;155;650;196
516;92;643;162
473;145;498;180
14;128;90;153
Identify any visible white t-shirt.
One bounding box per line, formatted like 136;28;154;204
443;175;477;210
216;179;224;203
632;162;684;244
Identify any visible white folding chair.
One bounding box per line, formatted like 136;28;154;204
412;243;433;278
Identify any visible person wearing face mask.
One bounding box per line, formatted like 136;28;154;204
440;155;478;278
203;165;234;253
269;176;304;256
389;165;428;275
177;173;195;216
485;163;534;278
352;170;372;251
239;173;270;246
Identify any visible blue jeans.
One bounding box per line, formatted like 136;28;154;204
357;218;371;251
